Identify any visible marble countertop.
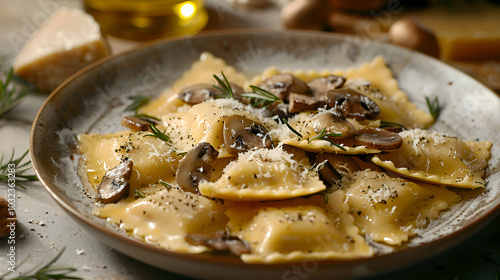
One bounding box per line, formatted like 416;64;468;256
1;1;500;279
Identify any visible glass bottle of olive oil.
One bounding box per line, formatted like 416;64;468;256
83;0;207;41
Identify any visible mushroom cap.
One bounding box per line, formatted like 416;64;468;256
258;74;310;101
354;127;403;150
325;88;381;121
97;160;133;203
176;142;219;193
223;115;274;155
178;84;223;104
314;153;360;187
308;75;346;100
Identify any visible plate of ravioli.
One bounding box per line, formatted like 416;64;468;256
30;31;500;280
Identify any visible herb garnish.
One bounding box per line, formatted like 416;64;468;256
426;96;441;120
0;247;82;280
134;114;160;122
177;151;188;156
134;189;146;198
0;149;38;189
242;85;282;108
144;124;171;143
309;128;346;151
213;71;235;99
380;121;406;129
160;181;173;190
282;118;302;138
124;96;151;113
0;68;31;119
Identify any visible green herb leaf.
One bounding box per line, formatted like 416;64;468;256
159;181;173;190
134;189;146;198
309;128;346;151
134;114;160;122
0;68;31;119
426;96;441;121
124;96;151;113
242;85;282;108
213;71;235;99
0;149;38;189
282;118;302;138
144;124;171;143
380;121;406;129
177;151;188;156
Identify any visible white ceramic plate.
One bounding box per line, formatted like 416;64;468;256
30;30;500;280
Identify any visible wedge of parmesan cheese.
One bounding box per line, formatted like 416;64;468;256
13;8;110;92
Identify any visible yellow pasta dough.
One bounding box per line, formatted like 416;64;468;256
198;146;325;200
373;129;492;189
340;170;461;246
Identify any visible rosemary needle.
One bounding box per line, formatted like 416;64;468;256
0;149;38;189
144;124;171;143
0;68;31;119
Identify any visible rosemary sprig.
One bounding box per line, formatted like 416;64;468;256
176;151;188;156
213;71;235;99
0;68;31;119
380;121;406;129
242;85;282;108
124;96;151;112
134;189;145;198
309;128;346;151
144;124;171;143
159;181;173;190
0;247;82;280
134;114;160;122
426;96;442;120
282;118;302;138
0;149;38;189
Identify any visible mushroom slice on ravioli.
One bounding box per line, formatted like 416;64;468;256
225;196;374;263
160;99;276;158
94;185;228;254
341;170;461;246
278;111;383;154
198;146;325;200
372;129;492;189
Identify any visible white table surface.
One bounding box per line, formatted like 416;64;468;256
1;1;500;279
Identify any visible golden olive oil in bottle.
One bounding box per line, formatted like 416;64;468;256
83;0;207;41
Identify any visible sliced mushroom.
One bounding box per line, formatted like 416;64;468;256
314;153;360;187
354;127;403;150
313;111;358;140
121;116;155;132
176;142;219;193
229;83;250;104
223;115;273;155
177;84;223;104
97;160;133;203
185;232;251;256
288;93;325;113
258;74;310;100
308;75;346;100
325;88;380;121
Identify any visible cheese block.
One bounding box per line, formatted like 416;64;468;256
412;1;500;60
13;8;110;92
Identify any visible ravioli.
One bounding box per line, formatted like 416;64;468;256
248;56;434;129
94;185;227;253
198;146;325;200
159;99;276;157
341;170;461;245
372;129;492;189
225;195;374;263
139;52;248;117
78;131;180;190
279;111;382;154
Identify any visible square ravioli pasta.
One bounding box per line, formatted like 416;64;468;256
77;53;491;264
